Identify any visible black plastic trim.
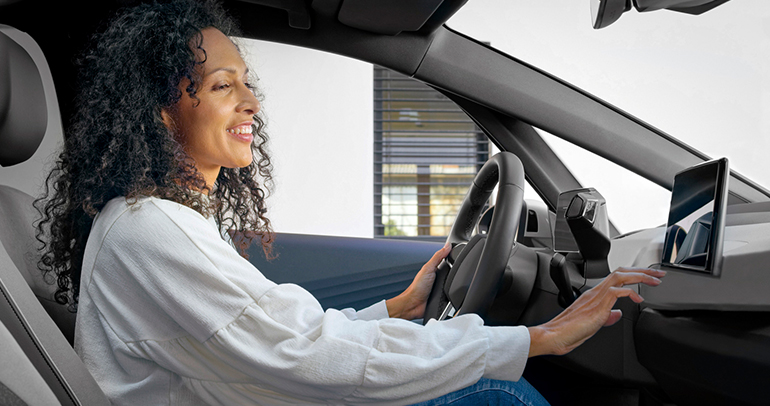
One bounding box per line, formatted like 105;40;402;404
636;308;770;406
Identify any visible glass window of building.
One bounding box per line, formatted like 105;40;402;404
373;67;489;240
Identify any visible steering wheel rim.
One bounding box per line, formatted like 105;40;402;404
426;152;526;321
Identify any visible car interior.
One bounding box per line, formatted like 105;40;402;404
2;1;770;405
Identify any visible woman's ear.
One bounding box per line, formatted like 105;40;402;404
160;108;174;131
160;107;183;141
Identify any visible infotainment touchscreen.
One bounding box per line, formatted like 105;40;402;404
661;158;729;275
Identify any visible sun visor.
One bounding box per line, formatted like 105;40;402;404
336;0;445;35
0;28;46;167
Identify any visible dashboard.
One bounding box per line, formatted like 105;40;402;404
612;202;770;311
610;205;770;405
521;158;770;406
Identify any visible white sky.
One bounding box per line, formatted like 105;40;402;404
448;0;770;231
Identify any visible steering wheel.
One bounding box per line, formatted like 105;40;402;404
424;152;527;323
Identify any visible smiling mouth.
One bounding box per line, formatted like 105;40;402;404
226;124;255;142
226;124;253;135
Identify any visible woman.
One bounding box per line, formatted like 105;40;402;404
35;1;665;405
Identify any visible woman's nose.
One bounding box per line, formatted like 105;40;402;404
238;84;260;115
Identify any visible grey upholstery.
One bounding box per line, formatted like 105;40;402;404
0;27;109;406
0;320;61;405
0;185;77;343
0;26;46;166
0;24;65;197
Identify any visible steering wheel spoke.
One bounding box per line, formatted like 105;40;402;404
438;303;457;321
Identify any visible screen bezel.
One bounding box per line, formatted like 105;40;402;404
661;158;729;276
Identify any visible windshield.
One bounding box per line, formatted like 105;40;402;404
447;0;769;232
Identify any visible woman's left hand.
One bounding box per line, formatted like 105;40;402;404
386;243;452;320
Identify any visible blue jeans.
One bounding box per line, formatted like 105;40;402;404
411;378;550;406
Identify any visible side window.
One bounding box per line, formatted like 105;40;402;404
373;67;489;240
243;39;545;240
242;39;375;238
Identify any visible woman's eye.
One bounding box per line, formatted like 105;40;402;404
244;82;255;90
215;83;230;91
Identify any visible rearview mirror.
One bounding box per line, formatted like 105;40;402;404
591;0;631;29
591;0;732;29
633;0;730;14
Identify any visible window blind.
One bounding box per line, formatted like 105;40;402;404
374;66;489;240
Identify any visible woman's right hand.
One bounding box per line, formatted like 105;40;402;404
386;243;452;320
527;267;666;357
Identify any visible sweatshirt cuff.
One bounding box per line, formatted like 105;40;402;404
482;325;530;381
355;300;390;321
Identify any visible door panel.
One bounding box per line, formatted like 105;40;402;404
247;233;442;311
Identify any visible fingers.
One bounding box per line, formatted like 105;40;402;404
426;242;452;267
535;267;664;356
609;286;644;303
613;267;666;279
604;309;622;327
606;267;665;288
611;272;662;288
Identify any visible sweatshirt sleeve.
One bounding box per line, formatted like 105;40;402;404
87;198;530;405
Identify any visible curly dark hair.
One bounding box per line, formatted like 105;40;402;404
34;0;274;311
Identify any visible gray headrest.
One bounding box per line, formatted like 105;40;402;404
0;29;47;167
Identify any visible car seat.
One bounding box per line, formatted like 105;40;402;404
0;25;109;406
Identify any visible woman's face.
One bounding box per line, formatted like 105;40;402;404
163;27;259;188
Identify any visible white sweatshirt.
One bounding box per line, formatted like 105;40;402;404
74;196;530;406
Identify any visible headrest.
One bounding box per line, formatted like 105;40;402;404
0;28;47;167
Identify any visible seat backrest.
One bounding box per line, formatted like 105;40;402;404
0;25;109;406
0;318;61;405
0;185;76;343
